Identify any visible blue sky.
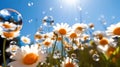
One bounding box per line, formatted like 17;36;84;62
0;0;120;41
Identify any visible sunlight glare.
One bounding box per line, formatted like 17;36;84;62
64;0;77;5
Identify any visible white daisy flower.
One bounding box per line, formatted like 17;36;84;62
42;32;54;39
93;31;107;40
8;45;47;67
80;34;90;42
53;23;71;36
42;38;53;47
34;32;43;41
21;36;31;44
61;57;79;67
72;23;88;34
94;37;113;46
67;30;78;39
106;22;120;36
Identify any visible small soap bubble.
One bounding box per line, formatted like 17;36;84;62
49;7;53;11
9;41;17;45
28;19;33;23
60;5;63;8
42;11;46;14
42;16;54;26
28;2;34;7
92;53;100;61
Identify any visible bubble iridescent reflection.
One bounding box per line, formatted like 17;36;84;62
42;16;54;26
0;8;22;32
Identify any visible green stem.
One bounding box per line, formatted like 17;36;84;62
3;38;7;67
72;39;74;47
50;36;58;66
61;36;64;60
51;36;58;57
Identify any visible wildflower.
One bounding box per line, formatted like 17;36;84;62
8;45;47;67
34;32;43;41
93;31;106;40
53;23;71;36
99;38;109;46
21;36;31;44
106;22;120;36
42;38;53;47
72;23;88;34
57;36;62;41
80;34;90;42
67;30;78;39
94;37;112;46
42;32;53;39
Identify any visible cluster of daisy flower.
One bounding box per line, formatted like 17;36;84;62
3;21;120;67
1;8;120;67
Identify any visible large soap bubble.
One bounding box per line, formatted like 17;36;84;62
0;8;22;32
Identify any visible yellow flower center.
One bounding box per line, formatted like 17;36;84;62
2;23;12;29
99;38;108;46
44;35;48;38
57;36;62;41
97;34;103;40
23;53;38;65
58;28;67;35
3;32;14;38
113;27;120;35
11;47;17;51
51;37;55;40
89;23;94;28
44;41;51;46
65;62;75;67
34;34;42;40
23;38;28;43
83;36;89;41
76;27;83;31
70;33;77;39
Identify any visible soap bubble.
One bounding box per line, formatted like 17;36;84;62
9;41;17;45
0;8;22;32
49;7;53;11
28;19;33;23
60;5;63;8
42;16;54;26
28;2;34;7
92;53;100;61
